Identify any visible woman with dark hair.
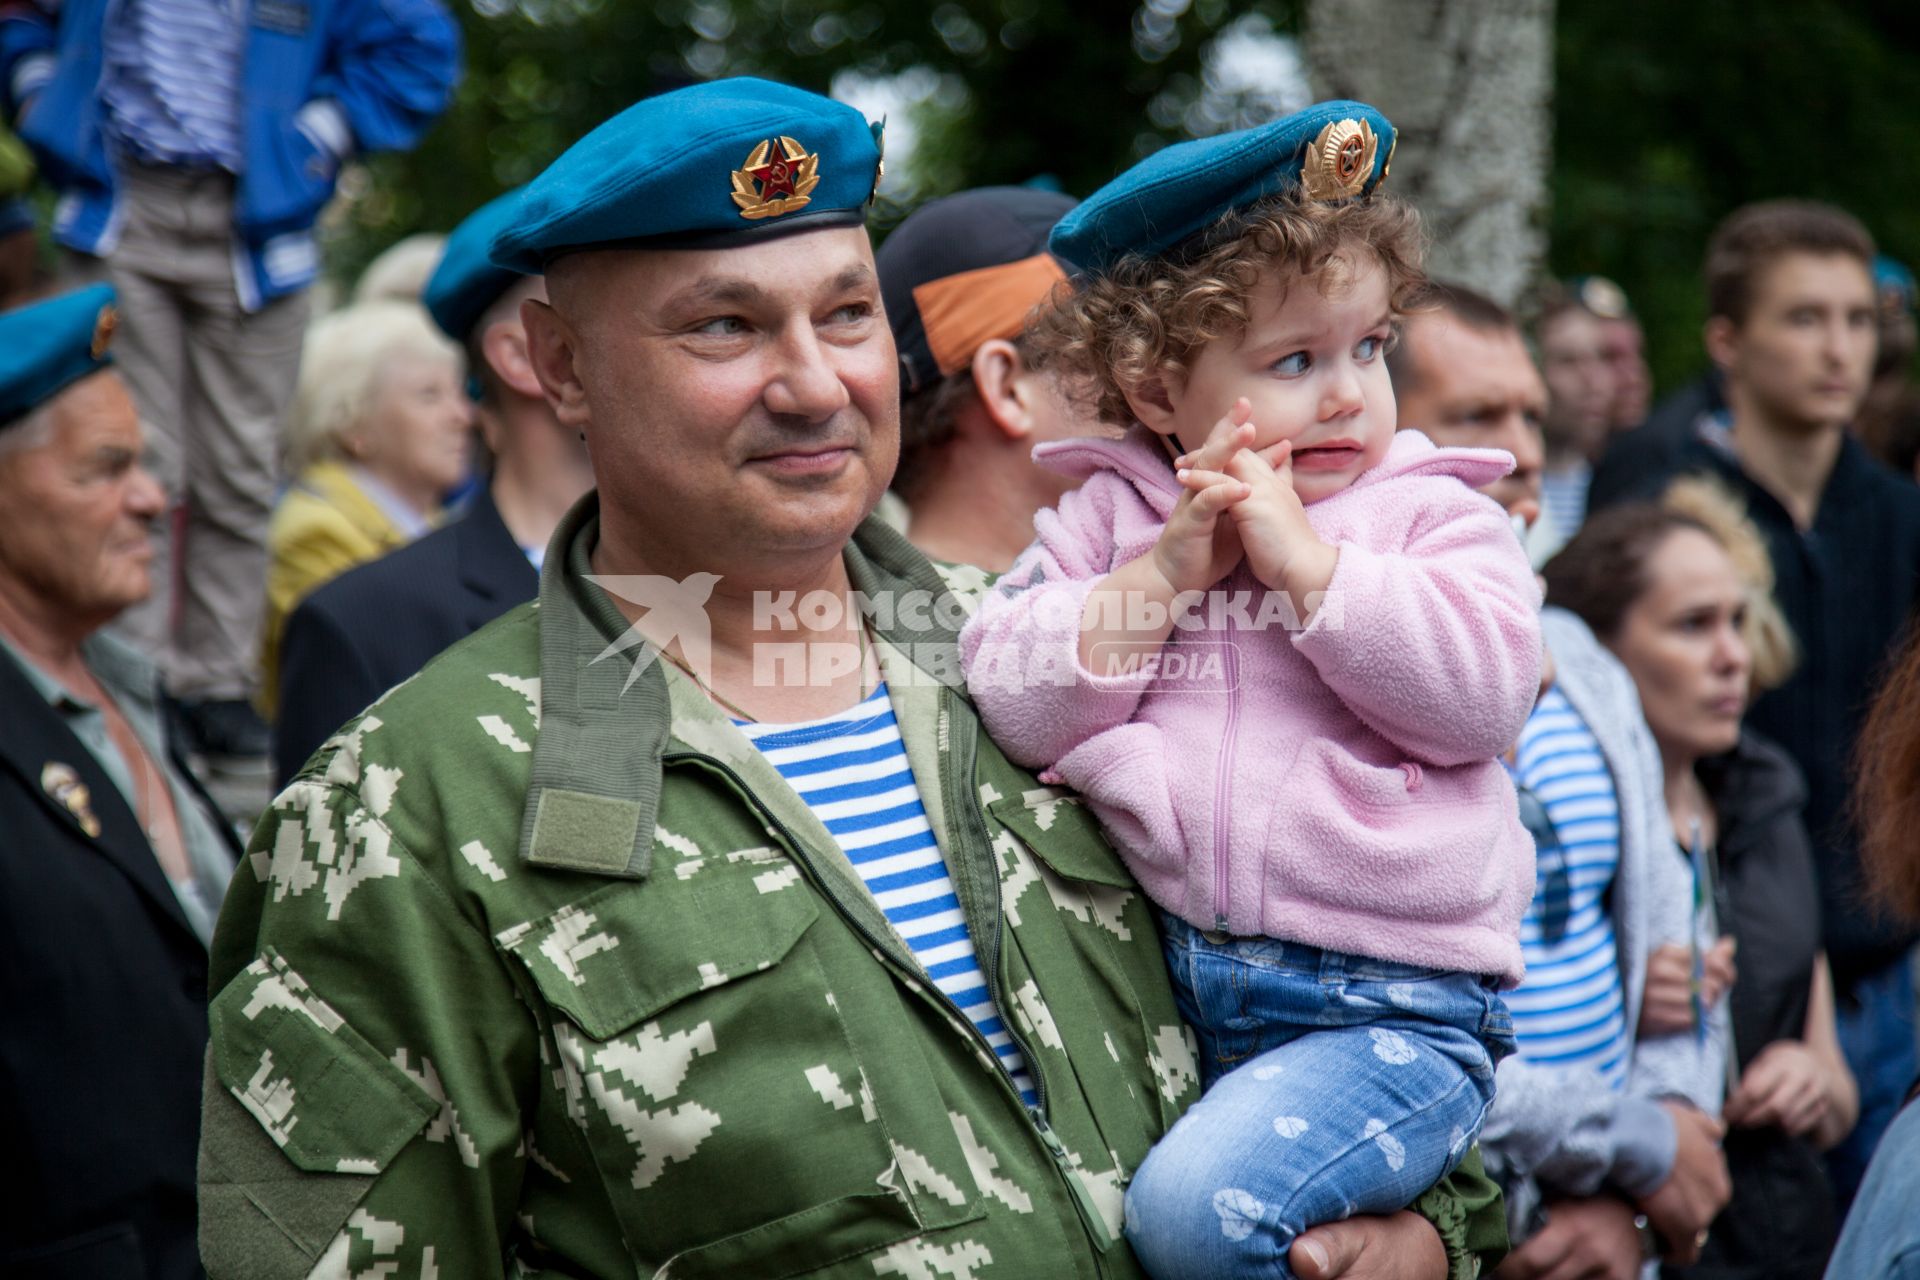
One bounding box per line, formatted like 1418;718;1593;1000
1545;498;1857;1280
1825;624;1920;1277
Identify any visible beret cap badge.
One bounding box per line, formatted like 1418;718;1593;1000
732;136;822;220
90;304;118;360
1301;118;1379;202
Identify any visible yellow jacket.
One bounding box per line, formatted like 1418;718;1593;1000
259;460;431;720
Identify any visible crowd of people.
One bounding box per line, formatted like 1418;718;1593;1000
0;10;1917;1280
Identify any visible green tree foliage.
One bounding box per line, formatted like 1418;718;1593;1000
330;0;1305;283
1552;0;1920;391
340;0;1920;406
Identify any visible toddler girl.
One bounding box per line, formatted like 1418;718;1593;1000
959;103;1540;1277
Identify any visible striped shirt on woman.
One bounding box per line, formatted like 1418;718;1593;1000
737;684;1040;1107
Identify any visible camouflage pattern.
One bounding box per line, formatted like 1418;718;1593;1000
200;497;1504;1278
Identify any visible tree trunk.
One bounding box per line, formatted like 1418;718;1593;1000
1303;0;1553;307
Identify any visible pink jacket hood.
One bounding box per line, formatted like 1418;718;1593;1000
961;426;1540;984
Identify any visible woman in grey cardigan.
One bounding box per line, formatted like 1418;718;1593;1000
1484;603;1731;1277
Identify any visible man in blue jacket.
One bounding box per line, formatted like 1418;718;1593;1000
0;0;461;766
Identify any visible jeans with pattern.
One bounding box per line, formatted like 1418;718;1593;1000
1124;914;1515;1280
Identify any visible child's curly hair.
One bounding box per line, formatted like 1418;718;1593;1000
1029;194;1428;425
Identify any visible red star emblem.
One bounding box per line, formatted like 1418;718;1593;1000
750;144;799;200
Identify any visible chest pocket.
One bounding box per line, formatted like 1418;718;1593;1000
498;852;981;1277
988;791;1187;1168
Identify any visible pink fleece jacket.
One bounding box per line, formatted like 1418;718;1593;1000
960;427;1540;985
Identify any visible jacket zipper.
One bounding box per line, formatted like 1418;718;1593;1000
673;750;1115;1248
1212;612;1241;930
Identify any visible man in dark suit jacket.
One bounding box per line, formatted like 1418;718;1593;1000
273;189;594;785
0;286;242;1279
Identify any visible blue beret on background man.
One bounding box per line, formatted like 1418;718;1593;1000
0;282;118;425
424;186;528;344
1;282;242;1280
489;75;882;267
1049;99;1395;274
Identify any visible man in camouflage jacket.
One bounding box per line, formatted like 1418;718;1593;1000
198;78;1506;1280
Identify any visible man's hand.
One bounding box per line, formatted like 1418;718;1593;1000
1494;1196;1641;1280
1723;1040;1834;1139
1636;1103;1730;1265
1291;1210;1447;1280
1638;939;1735;1037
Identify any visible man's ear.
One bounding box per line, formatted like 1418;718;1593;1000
521;298;591;428
1703;314;1739;374
1120;369;1180;435
481;319;544;401
970;339;1033;441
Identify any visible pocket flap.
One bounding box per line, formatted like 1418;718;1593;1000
988;790;1134;888
209;948;438;1175
498;856;822;1039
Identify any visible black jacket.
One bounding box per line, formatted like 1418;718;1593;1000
1588;371;1726;512
0;649;240;1280
1672;732;1836;1280
1589;429;1920;989
273;485;538;786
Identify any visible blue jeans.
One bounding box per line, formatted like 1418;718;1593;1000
1124;915;1515;1280
1829;951;1919;1209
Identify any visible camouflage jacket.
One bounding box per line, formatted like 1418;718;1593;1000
200;497;1505;1278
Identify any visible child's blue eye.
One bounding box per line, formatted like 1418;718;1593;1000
1355;335;1383;360
1273;351;1311;376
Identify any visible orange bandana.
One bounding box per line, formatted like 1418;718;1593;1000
912;254;1067;377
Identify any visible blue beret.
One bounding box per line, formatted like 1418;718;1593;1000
1874;254;1915;308
1050;100;1396;276
491;77;882;272
425;187;530;341
0;284;117;429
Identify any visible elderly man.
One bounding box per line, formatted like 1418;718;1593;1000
1393;284;1731;1280
199;80;1503;1279
0;284;239;1278
273;188;594;784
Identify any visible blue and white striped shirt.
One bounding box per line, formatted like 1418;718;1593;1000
737;684;1039;1107
101;0;245;172
1507;685;1631;1089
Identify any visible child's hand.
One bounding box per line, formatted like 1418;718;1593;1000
1152;402;1252;595
1174;409;1337;601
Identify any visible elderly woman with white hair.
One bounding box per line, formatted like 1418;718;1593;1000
260;299;473;718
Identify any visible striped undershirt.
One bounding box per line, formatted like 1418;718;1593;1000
101;0;245;172
1507;685;1631;1089
736;684;1039;1107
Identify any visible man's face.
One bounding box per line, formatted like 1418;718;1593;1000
1538;308;1616;460
1714;251;1877;433
1599;316;1651;429
540;227;897;567
0;372;163;629
1394;313;1548;519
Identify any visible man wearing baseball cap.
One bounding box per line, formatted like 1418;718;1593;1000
878;185;1119;571
200;80;1500;1278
